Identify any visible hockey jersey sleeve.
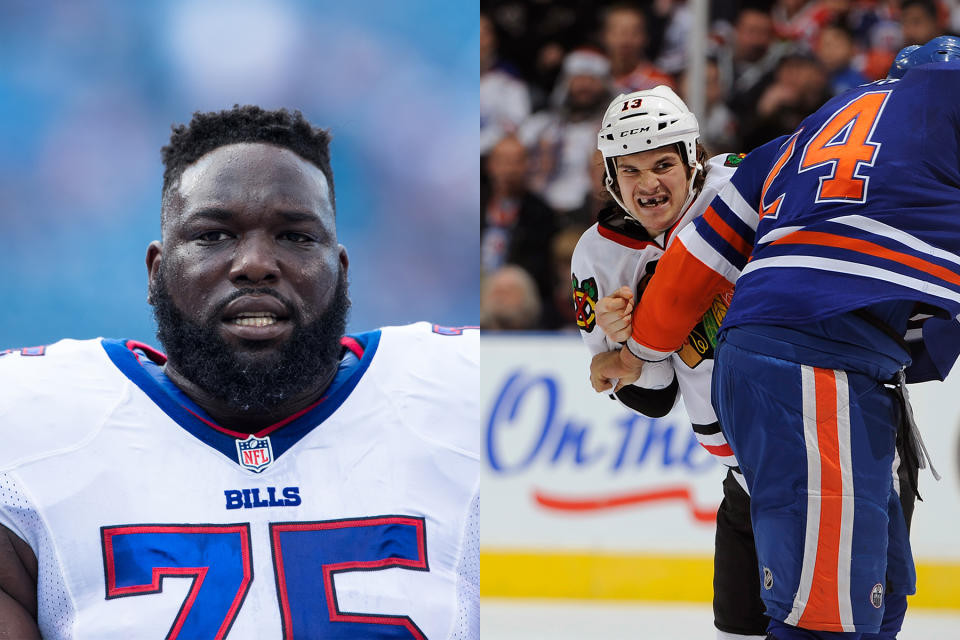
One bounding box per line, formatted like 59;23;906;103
905;313;960;382
570;226;679;415
625;137;787;361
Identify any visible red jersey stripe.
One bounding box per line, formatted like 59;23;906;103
701;442;734;457
597;224;658;250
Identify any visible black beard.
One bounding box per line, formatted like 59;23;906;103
150;269;350;414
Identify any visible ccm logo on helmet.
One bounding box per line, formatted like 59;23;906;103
620;126;651;136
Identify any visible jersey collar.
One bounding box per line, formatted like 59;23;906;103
101;331;381;471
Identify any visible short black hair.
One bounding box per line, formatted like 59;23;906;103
161;105;334;213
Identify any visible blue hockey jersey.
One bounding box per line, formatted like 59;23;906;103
626;61;960;381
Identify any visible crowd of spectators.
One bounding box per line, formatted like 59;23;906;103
481;0;958;331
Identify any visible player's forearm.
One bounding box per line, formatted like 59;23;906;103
614;373;679;418
627;239;730;361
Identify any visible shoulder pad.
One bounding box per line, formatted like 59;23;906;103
0;338;128;469
373;323;479;456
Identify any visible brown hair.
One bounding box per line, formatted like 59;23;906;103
603;141;709;203
691;142;708;195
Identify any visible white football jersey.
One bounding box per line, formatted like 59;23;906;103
0;322;479;640
571;155;743;476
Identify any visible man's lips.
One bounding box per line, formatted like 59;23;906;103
220;295;292;340
221;295;290;322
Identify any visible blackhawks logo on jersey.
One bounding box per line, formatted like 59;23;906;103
572;274;599;332
724;153;746;167
678;286;734;368
637;260;658;294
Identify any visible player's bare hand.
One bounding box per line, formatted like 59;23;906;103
596;286;635;343
590;349;643;393
590;351;618;392
615;364;642;389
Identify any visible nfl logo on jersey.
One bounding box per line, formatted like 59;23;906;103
235;434;274;473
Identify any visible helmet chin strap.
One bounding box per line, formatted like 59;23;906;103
604;176;629;215
604;158;632;216
678;160;702;215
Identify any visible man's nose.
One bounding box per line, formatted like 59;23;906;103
636;171;660;193
229;232;280;285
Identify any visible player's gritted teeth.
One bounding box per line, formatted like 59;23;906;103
221;295;292;341
638;194;669;208
231;311;279;327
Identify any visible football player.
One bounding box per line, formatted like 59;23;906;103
0;106;479;639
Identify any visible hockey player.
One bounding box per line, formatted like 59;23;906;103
0;107;479;639
572;86;768;639
593;37;960;639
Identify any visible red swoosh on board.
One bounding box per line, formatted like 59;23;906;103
533;485;718;523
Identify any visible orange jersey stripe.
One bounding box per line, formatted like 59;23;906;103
800;368;844;631
760;131;800;221
701;205;753;259
630;239;731;353
772;230;960;289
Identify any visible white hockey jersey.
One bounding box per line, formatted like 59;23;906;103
571;154;743;481
0;323;479;640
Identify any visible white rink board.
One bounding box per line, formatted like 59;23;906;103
482;335;724;554
481;334;960;561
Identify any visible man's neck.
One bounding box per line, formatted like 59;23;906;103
161;361;339;434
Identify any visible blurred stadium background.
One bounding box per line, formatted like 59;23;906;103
0;0;478;348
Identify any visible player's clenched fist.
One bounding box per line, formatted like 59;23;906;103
595;286;634;343
589;349;642;392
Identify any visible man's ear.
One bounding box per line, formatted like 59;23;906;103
338;244;349;275
146;241;163;304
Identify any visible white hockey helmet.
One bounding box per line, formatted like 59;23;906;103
597;85;701;214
